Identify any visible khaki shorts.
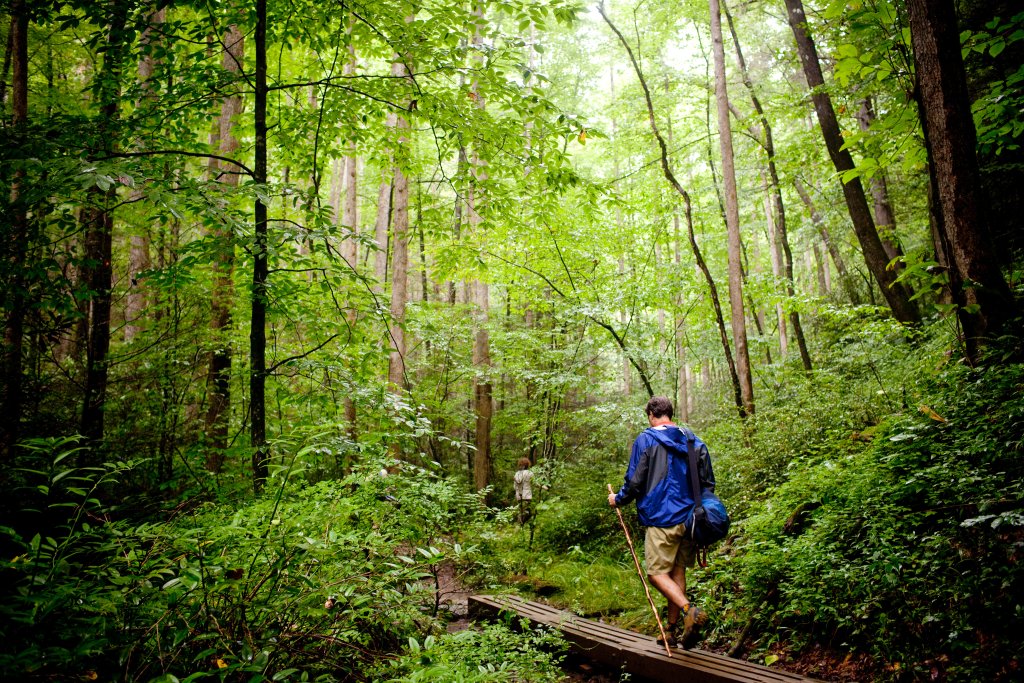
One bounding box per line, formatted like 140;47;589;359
644;523;696;575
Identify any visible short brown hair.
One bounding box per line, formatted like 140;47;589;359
645;396;674;419
517;457;531;469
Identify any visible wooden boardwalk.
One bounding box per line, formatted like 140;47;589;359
469;595;823;683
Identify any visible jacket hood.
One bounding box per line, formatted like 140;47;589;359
646;424;689;453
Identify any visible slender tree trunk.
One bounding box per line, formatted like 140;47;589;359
794;179;860;304
342;156;359;267
124;8;165;343
469;5;492;493
600;4;745;418
710;0;754;415
387;58;412;391
205;22;243;471
666;84;690;424
906;0;1015;359
374;168;393;287
0;15;14;111
724;1;811;370
80;7;129;445
785;0;919;324
340;31;358;268
765;183;788;357
335;26;360;439
856;98;903;264
251;0;269;490
813;241;829;295
609;68;632;395
1;0;29;457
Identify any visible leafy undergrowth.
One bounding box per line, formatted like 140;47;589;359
0;449;567;682
715;358;1024;682
483;326;1024;682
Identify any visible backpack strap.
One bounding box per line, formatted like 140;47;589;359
685;430;706;532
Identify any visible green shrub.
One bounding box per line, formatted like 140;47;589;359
0;444;495;682
723;357;1024;681
372;622;566;682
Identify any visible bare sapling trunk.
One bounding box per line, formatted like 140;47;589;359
765;184;788;358
373;166;393;287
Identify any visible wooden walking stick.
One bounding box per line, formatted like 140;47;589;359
608;484;673;657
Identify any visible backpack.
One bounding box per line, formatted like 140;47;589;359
684;430;731;565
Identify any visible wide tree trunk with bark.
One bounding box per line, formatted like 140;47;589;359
387;56;413;391
784;0;919;325
2;0;29;457
469;5;493;492
906;0;1016;359
80;6;130;445
204;21;243;472
124;8;164;343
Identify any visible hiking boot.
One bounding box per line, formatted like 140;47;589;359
656;621;678;648
679;604;707;649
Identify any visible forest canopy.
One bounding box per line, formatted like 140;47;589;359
1;0;1022;680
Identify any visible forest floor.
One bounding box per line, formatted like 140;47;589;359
434;559;881;682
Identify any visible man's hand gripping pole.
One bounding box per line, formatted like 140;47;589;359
607;484;673;657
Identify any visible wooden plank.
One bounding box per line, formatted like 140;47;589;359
470;595;822;683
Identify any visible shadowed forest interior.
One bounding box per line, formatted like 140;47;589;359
1;0;1023;680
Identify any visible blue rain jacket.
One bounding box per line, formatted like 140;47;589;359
614;425;716;528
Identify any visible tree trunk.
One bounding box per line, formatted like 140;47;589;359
373;167;393;286
906;0;1015;359
80;7;129;445
469;6;493;493
710;0;754;415
0;15;14;111
785;0;919;324
765;183;788;358
813;241;829;295
124;8;165;343
794;179;860;304
724;0;811;370
856;98;903;264
1;0;29;457
666;86;690;424
340;27;359;438
205;22;244;472
250;0;269;490
387;59;412;391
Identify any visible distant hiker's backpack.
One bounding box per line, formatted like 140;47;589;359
685;431;730;565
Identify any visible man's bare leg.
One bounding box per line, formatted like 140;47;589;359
649;568;689;625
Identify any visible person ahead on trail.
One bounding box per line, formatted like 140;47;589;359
513;457;534;525
607;396;716;649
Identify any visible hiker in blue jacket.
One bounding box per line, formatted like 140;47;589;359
608;395;715;648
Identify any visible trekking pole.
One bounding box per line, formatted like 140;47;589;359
607;484;673;657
